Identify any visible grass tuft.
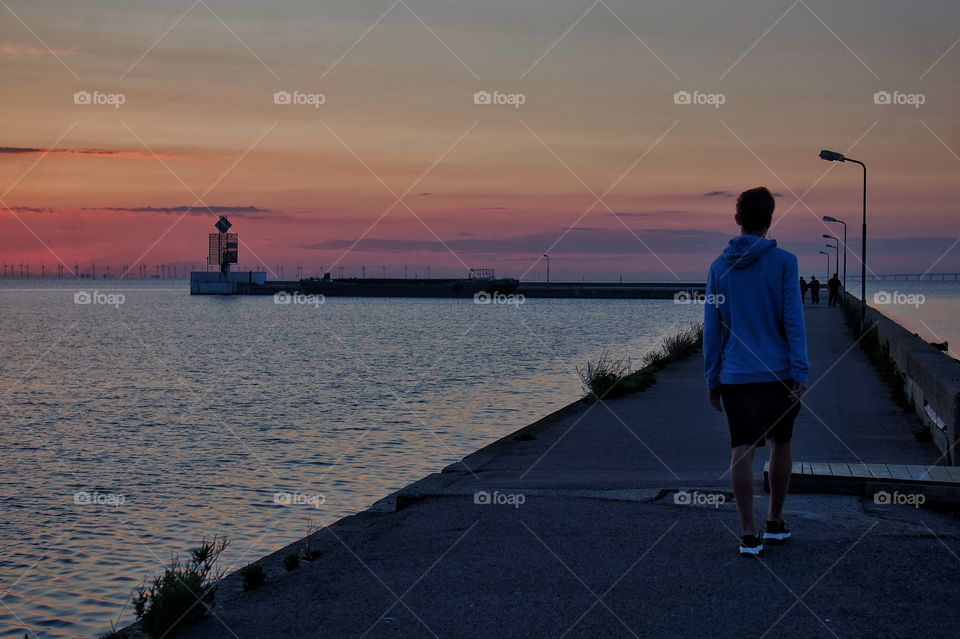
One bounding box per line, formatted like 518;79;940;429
283;553;301;571
578;323;703;402
133;536;228;639
240;563;267;592
577;352;631;400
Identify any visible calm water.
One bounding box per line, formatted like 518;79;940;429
855;280;960;358
0;281;701;638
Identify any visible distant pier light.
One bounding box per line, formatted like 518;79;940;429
192;215;266;294
208;216;238;275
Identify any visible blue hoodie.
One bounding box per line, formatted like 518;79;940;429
703;235;809;390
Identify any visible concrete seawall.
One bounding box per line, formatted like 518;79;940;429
847;292;960;464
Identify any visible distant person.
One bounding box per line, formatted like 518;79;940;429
827;273;841;307
810;276;821;304
799;276;808;303
704;186;809;556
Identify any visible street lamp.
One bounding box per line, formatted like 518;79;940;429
819;250;831;281
819;149;867;331
822;216;847;294
824;235;839;281
543;253;550;283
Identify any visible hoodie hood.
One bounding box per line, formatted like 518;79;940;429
722;235;777;269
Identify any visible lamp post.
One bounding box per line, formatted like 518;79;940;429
819;250;831;281
819;150;867;331
824;235;839;280
822;216;847;293
543;253;550;283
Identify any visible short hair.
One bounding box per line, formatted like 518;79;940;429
736;187;775;232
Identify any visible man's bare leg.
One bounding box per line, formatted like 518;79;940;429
731;444;757;536
767;440;792;523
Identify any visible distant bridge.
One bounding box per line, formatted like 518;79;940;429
852;272;960;282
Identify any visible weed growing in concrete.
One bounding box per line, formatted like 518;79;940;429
133;536;229;639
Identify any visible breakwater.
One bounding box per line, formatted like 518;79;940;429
189;271;706;300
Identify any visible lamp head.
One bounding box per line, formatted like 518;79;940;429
823;234;834;239
822;215;838;222
819;149;845;162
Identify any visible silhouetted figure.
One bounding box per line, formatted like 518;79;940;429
810;276;821;304
827;273;841;307
799;277;808;303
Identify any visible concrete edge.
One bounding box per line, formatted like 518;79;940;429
441;398;590;475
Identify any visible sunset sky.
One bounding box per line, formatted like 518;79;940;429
2;0;959;280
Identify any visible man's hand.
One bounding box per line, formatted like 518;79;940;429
790;381;807;402
708;388;723;413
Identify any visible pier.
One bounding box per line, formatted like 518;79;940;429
189;271;705;300
169;299;960;639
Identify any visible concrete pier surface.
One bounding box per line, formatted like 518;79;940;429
175;305;960;639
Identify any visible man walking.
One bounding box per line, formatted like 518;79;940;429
704;187;810;556
810;276;821;304
827;273;841;307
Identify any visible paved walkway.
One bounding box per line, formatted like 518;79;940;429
443;303;937;492
175;305;958;639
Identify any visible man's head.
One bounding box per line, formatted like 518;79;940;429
735;187;775;235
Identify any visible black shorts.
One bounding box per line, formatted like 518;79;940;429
720;379;800;448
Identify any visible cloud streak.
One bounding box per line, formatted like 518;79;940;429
0;146;167;159
82;205;269;215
